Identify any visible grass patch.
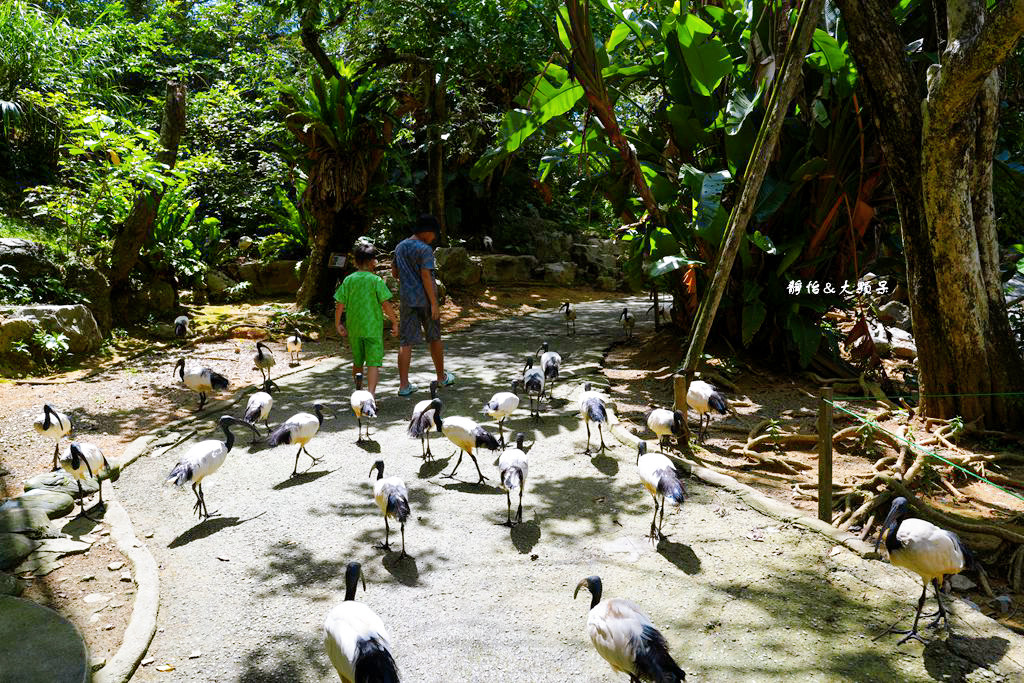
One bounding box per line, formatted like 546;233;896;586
0;214;56;247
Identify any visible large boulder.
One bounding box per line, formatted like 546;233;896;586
0;316;34;354
129;278;176;315
543;262;577;286
64;264;112;334
0;507;55;538
0;490;76;520
0;305;102;354
24;471;100;499
207;270;237;302
434;247;482;287
481;255;537;283
0;533;36;571
533;233;574;264
0;239;60;282
878;300;912;333
236;260;303;295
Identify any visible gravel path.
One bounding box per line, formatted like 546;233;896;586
112;298;1023;682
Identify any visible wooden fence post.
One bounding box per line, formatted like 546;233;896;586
818;386;834;523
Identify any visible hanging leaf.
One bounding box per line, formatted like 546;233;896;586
675;15;733;96
741;300;767;346
748;231;776;254
648;254;702;277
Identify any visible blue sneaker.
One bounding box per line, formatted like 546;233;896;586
398;384;418;396
441;371;456;386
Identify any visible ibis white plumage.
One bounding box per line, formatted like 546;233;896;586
579;382;608;455
166;415;256;519
522;357;545;421
243;391;273;440
646;408;684;448
174;315;189;338
33;403;72;470
498;433;529;527
440;415;498;483
350;372;377;442
324;562;400;683
253;342;276;391
408;381;442;459
369;460;410;558
620;307;635;340
536;341;561;399
560;301;577;335
875;496;972;644
59;442;110;520
483;384;519;448
267;402;329;476
286;329;302;365
574;575;686;682
173;358;230;410
636;442;686;542
686;380;728;442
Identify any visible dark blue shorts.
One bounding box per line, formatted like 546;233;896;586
399;302;441;345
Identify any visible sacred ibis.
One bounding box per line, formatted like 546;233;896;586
59;442;110;520
483;384;519;448
174;315;189;338
286;330;302;365
498;433;529;527
324;562;400;683
369;460;410;558
687;380;728;442
166;415;257;519
874;496;973;644
560;301;577;335
646;408;685;449
173;358;230;410
351;372;377;442
253;342;276;391
636;442;686;542
243;391;273;441
537;341;561;399
620;307;635;340
574;575;686;682
522;357;545;421
408;381;443;459
579;383;608;455
268;402;330;476
441;415;498;483
33;403;72;470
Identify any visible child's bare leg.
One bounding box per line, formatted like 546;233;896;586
428;339;444;382
398;344;413;388
367;366;380;395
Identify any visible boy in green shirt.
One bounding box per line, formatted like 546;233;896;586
334;243;399;395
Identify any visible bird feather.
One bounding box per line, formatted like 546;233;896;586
633;624;686;682
353;636;400;683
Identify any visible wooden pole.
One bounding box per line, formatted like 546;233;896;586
818;386;834;522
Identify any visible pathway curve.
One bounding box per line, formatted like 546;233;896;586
112;297;1023;682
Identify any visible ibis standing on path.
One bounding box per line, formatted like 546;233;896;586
646;408;684;449
560;301;577;335
498;433;529;527
483;384;519;448
34;403;72;470
686;380;728;442
59;442;110;520
874;496;972;644
636;442;686;542
350;373;377;442
253;342;276;392
174;315;189;338
537;341;561;399
369;460;410;558
522;357;545;421
619;307;635;340
579;383;609;455
574;575;687;682
441;416;498;483
243;391;273;441
267;403;329;476
324;562;401;683
408;381;442;459
173;358;230;410
166;416;257;519
286;330;302;365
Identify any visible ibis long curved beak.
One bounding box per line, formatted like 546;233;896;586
875;508;900;552
573;577;589;600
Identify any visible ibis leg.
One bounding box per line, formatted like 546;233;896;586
598;423;606;452
648;494;659;540
503;491;513;527
292;448;301;476
875;582;929;645
584;422;592;454
306;445;323;464
469;453;489;483
198;392;207;411
658;494;667;539
927;579;950;631
516;487;523;523
400;523;406;559
377;516;391;552
357;418;363;443
442;451;464;479
498;419;505;448
191;483;202;515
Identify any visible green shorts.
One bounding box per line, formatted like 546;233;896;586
349;335;384;368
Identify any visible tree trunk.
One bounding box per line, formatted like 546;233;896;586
295;209;366;312
427;66;447;241
838;0;1024;427
107;81;186;298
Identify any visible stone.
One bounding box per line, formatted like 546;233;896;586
0;572;23;596
0;533;37;571
0;507;55;538
120;572;132;582
533;232;574;264
949;574;976;591
0;596;89;682
0;304;102;354
14;554;64;575
434;247;482;287
238;235;254;252
34;538;91;556
480;255;537;283
64;264;112;335
83;593;110;605
236;260;302;295
878;300;912;332
994;595;1013;614
543;262;577;286
890;336;917;359
0;238;60;281
0;315;34;353
107;561;124;571
90;657;106;672
25;470;99;499
206;270;237;297
139;278;176;314
0;489;76;519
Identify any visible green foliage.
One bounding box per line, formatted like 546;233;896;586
0;263;83;305
258;179;313;260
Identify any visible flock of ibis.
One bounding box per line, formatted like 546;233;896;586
26;302;977;681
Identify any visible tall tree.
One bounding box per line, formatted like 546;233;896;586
835;0;1024;427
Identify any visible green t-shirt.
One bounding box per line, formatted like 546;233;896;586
334;270;393;338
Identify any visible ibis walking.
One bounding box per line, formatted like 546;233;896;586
537;341;561;399
243;391;273;441
561;301;577;335
173;358;229;410
286;330;302;365
253;342;276;391
324;562;400;683
267;403;329;476
350;373;376;442
522;357;545;421
408;381;442;459
166;415;257;519
498;433;529;526
33;403;72;470
369;460;410;558
636;442;686;542
620;307;635;339
686;380;728;442
483;385;519;448
59;442;110;520
174;315;189;338
440;415;498;483
646;408;685;449
579;383;608;455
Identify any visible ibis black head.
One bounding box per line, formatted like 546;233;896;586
370;459;385;479
574;575;603;609
636;440;647;464
583;382;592;392
524;357;534;370
343;562;366;601
68;442;82;468
673;410;684;434
537;341;549;355
42;404;56;428
510;379;523;394
620;307;628;319
429;380;439;398
875;496;911;552
355;373;364;390
515;432;525;450
256;341;270;356
312;402;329;425
173;358;185;379
432;404;444;432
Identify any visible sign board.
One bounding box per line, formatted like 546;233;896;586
329;253;347;269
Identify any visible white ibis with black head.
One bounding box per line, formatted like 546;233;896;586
560;301;577;335
579;383;608;455
243;391;273;441
440;415;498;483
498;433;529;527
350;372;376;442
253;342;276;391
522;357;545;421
267;402;330;476
174;315;189;338
166;415;257;519
59;442;110;520
686;380;728;442
874;496;972;644
620;307;635;339
33;403;72;470
536;341;561;399
408;381;442;459
574;575;686;682
646;408;685;449
286;329;302;365
173;358;230;410
369;460;410;558
483;383;519;448
636;442;686;542
324;562;400;683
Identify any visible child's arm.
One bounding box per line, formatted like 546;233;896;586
391;260;399;279
419;266;439;320
335;302;347;337
381;300;399;337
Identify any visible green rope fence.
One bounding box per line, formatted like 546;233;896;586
824;398;1024;504
835;391;1024;402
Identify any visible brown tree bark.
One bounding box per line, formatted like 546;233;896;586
837;0;1024;427
107;81;186;296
